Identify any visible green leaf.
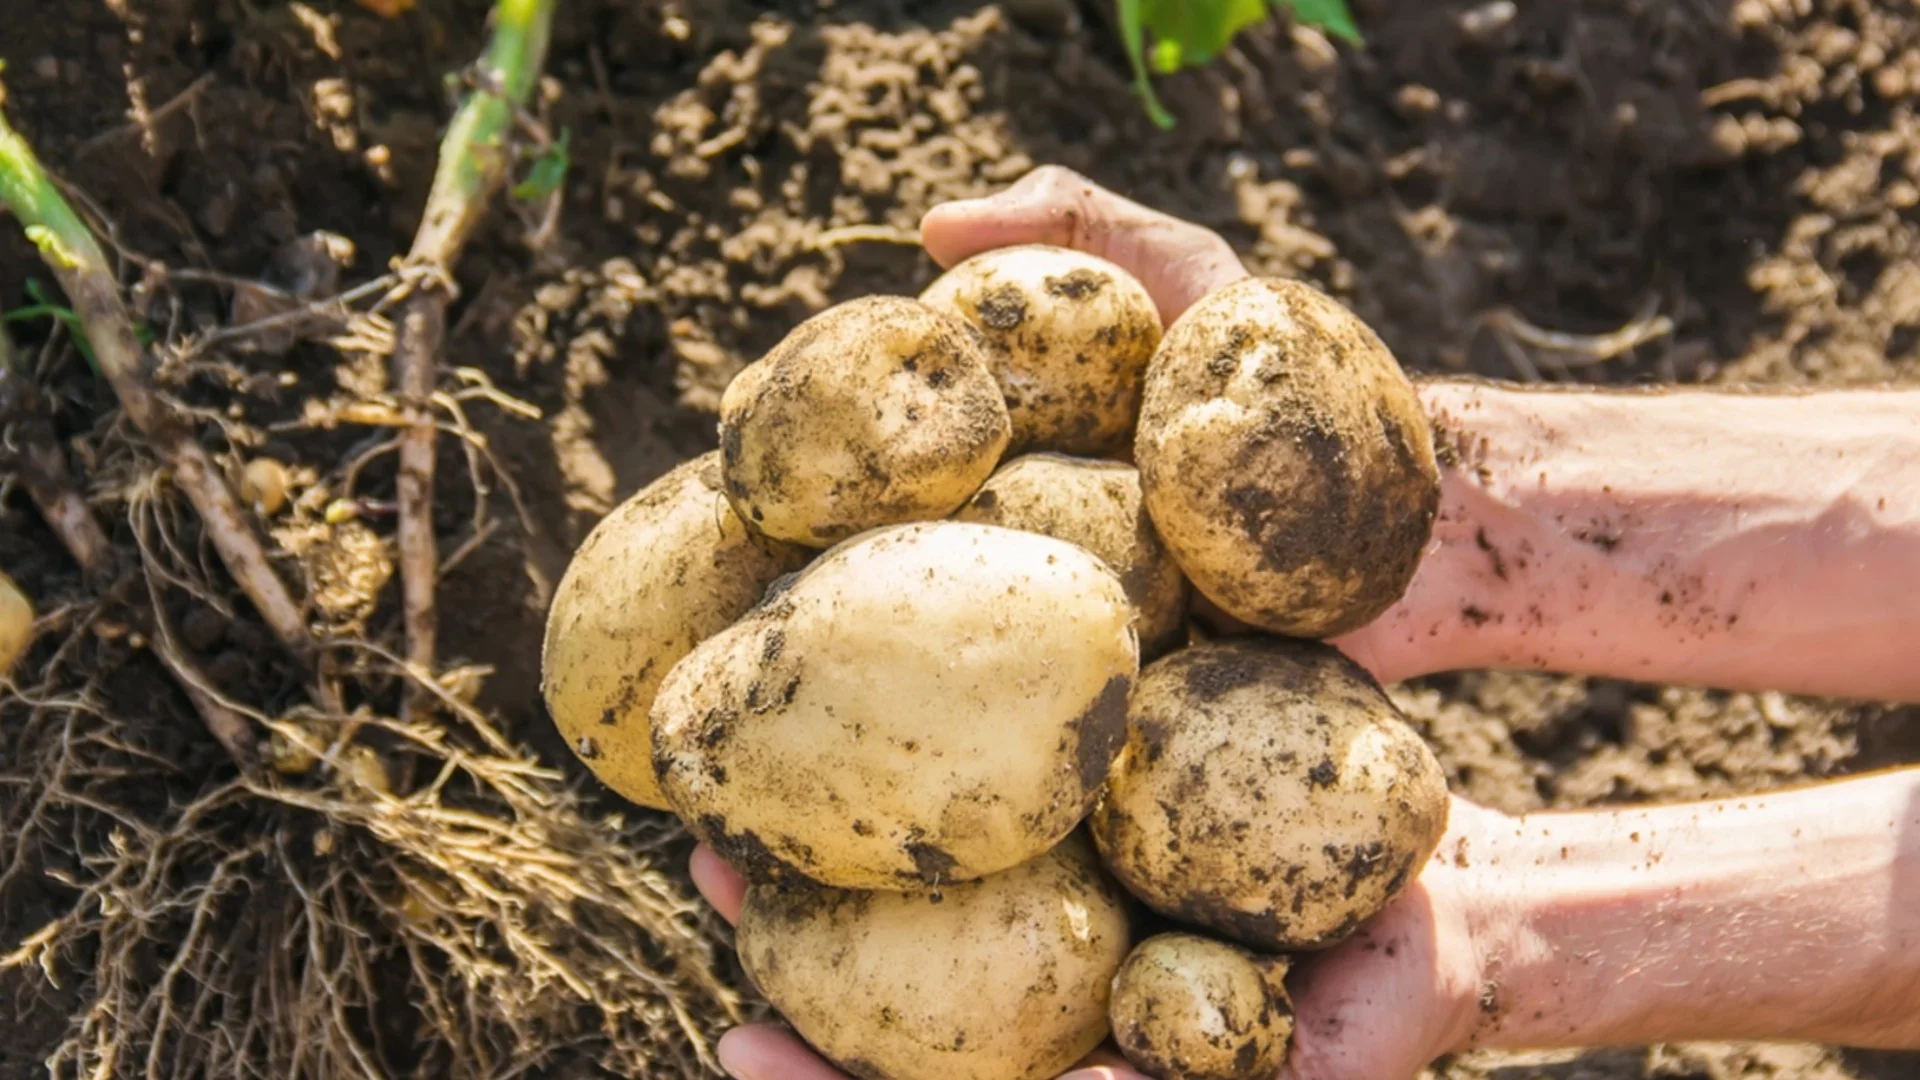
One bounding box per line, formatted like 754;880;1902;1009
511;127;571;202
1138;0;1272;70
1116;0;1360;127
1282;0;1362;44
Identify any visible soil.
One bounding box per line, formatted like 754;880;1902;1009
1;0;1917;1078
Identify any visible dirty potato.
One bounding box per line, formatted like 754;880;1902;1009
541;453;809;809
652;521;1139;890
1090;638;1448;951
737;834;1131;1080
954;453;1188;658
1134;277;1439;638
1110;933;1294;1080
719;296;1011;547
921;244;1162;456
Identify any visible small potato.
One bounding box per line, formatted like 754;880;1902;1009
922;244;1162;456
719;296;1011;547
541;453;809;809
0;569;34;678
954;454;1188;658
239;458;291;516
1090;638;1448;951
653;521;1139;890
1110;933;1293;1080
1135;277;1439;638
737;834;1132;1080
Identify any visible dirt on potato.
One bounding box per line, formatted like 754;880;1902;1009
1;1;1916;1078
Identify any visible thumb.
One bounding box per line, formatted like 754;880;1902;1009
921;165;1248;323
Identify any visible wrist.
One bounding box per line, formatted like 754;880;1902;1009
1358;379;1920;699
1453;771;1920;1052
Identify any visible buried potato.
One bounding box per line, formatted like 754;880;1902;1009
718;296;1011;547
921;244;1162;456
1090;638;1448;951
0;569;32;678
954;453;1188;658
652;521;1139;890
736;834;1132;1080
540;454;809;809
1134;276;1440;639
1110;933;1294;1080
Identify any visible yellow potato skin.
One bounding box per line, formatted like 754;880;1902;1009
652;521;1140;890
0;569;33;678
540;454;808;809
953;454;1188;659
1134;277;1440;638
1110;933;1293;1080
1090;638;1449;951
921;244;1162;456
719;296;1011;547
736;835;1131;1080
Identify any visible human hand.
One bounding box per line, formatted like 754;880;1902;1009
920;165;1250;326
688;796;1502;1080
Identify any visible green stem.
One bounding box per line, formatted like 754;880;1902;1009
0;110;111;279
390;0;558;720
410;0;558;262
1116;0;1176;130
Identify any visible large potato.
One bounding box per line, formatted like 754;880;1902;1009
921;244;1162;456
737;835;1131;1080
541;453;809;809
953;454;1188;659
1090;638;1448;951
653;521;1139;889
1135;277;1439;638
1110;933;1293;1080
719;296;1011;547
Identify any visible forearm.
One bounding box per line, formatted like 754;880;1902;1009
1463;767;1920;1050
1346;380;1920;701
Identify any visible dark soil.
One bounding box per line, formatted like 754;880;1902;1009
2;0;1917;1077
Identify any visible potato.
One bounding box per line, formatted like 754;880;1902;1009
1134;277;1439;638
0;569;33;678
541;453;809;809
652;521;1139;889
921;244;1161;456
953;454;1188;659
1110;933;1293;1080
1090;638;1448;951
719;296;1011;547
737;834;1131;1080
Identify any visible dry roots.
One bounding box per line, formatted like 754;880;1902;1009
0;5;744;1074
1;634;742;1079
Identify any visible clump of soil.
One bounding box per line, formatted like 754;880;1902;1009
0;1;1915;1078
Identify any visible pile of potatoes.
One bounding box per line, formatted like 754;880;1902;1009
542;245;1449;1080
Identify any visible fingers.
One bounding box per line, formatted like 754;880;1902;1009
920;165;1249;324
716;1025;849;1080
690;843;748;925
1059;1057;1151;1080
1067;1046;1142;1074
